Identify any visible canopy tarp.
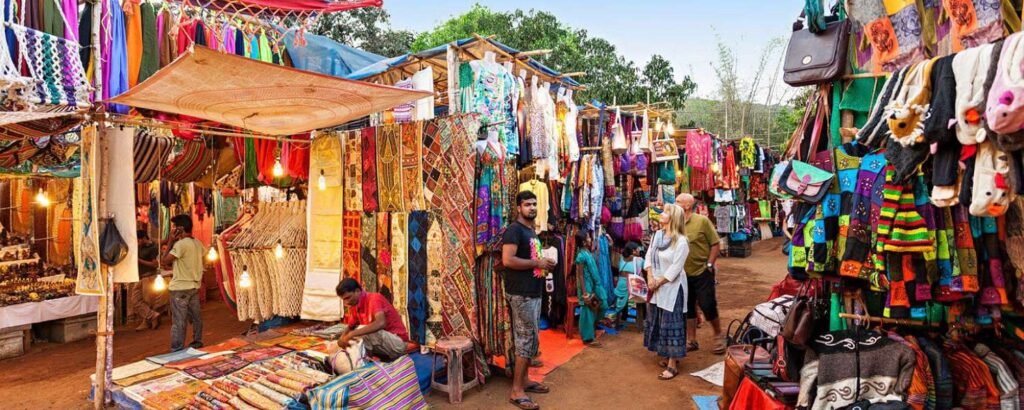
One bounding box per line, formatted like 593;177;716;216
282;31;386;78
346;36;581;88
0;108;84;140
109;46;430;136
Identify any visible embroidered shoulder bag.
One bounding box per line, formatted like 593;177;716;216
778;87;834;203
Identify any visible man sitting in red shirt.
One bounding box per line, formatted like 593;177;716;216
336;278;410;361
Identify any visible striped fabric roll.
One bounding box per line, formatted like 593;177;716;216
161;139;214;183
133;128;173;183
307;356;427;410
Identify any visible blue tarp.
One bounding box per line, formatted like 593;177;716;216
346;37;580;87
282;31;386;78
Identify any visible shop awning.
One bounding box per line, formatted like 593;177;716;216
109;46;430;136
187;0;382;17
0;108;84;140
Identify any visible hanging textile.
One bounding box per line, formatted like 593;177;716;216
342;211;361;282
102;0;129;113
361;127;379;212
301;134;344;321
425;214;444;347
377;124;404;212
103;126;140;283
343;130;362;211
359;213;377;292
421;118;445;208
161;139;214;183
376;212;393;302
125;0;142;87
391;212;410;332
133;128;173;183
407;211;429;345
76;126;103;295
7;24;90;108
401;122;426;211
137;1;158;83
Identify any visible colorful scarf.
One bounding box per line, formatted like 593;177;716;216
407;211;429;345
377;124;404;212
343;130;363;211
391;212;410;332
376;212;393;301
401;122;426;210
361;127;379;212
360;213;377;293
342;211;361;282
75;126;102;295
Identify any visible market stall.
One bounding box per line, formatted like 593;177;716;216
724;2;1024;409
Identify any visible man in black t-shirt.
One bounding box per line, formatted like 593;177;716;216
502;191;556;410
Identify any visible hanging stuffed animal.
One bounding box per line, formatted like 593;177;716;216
970;142;1015;217
885;59;936;146
984;33;1024;135
952;42;998;145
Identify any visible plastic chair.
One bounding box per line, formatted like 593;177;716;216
430;336;483;404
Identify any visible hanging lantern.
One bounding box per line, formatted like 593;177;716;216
317;169;326;191
206;246;219;262
239;266;252;288
274;240;284;259
153;273;166;291
272;157;284;177
34;188;50;207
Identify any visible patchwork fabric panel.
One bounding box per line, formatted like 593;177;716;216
376;124;404;212
391;212;410;332
407;210;429;345
361;127;379;212
342;211;362;281
360;212;377;292
343;130;363;211
401;122;426;210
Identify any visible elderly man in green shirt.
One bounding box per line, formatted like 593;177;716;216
676;193;724;354
160;214;206;352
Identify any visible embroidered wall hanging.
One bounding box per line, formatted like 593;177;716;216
401;122;426;210
302;133;344;321
407;210;429;345
343;130;363;211
361;127;379;212
360;213;377;292
421;118;445;208
376;124;404;212
391;212;411;332
75;125;103;295
342;211;361;281
425;214;444;347
376;212;393;302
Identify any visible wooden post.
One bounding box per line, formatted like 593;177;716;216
447;43;459;114
90;0;109;407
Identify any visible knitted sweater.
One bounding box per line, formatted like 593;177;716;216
797;330;915;410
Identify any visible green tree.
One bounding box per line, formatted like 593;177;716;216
412;4;696;110
313;8;414;57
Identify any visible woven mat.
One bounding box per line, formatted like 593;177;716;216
110;46;430;135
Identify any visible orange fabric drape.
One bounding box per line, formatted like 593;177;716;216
125;1;143;87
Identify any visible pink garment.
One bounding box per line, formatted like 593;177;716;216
156;13;164;51
686;130;713;171
62;0;78;41
985;32;1024;134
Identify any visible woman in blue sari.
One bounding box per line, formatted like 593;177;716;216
575;232;608;346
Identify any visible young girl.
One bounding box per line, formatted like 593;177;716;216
612;242;643;322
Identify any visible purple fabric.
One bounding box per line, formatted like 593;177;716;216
62;0;78;41
156;12;164;52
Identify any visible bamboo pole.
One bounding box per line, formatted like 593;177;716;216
90;0;109;406
837;313;939;328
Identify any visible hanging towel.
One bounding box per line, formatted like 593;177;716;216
137;1;158;83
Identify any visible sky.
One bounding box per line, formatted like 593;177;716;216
382;0;801;101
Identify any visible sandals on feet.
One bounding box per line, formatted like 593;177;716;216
713;338;728;355
658;367;679;380
509;397;540;409
525;383;550;394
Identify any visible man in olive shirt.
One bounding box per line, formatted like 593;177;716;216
676;193;724;354
161;215;206;351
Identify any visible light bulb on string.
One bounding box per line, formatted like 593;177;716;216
34;188;50;207
153;274;166;291
317;169;326;191
272;157;284;178
274;240;284;259
239;266;252;288
207;246;218;262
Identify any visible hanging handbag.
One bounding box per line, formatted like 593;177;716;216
609;216;625;240
633;152;649;177
780;281;819;348
99;218;129;266
652;138;679;163
769;162;793;199
779;87;834;203
639;110;652;152
782;5;850;87
656;161;677;185
779;160;834;203
612;108;628;154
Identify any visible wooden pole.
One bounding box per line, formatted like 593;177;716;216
90;0;109;406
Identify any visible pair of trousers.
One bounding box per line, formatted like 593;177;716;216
361;329;407;361
129;281;157;321
170;288;202;351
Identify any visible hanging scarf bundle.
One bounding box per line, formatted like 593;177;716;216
161;139;214;183
7;23;90;108
133;128;173;183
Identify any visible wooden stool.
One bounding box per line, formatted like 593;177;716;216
431;336;483;404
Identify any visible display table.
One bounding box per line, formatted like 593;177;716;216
0;295;99;328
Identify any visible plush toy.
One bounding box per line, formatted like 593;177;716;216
886;59;935;146
970;142;1015;217
952;42;997;145
984;32;1024;135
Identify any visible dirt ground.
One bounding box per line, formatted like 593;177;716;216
0;238;787;409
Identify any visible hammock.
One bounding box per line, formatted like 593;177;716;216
7;23;91;108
